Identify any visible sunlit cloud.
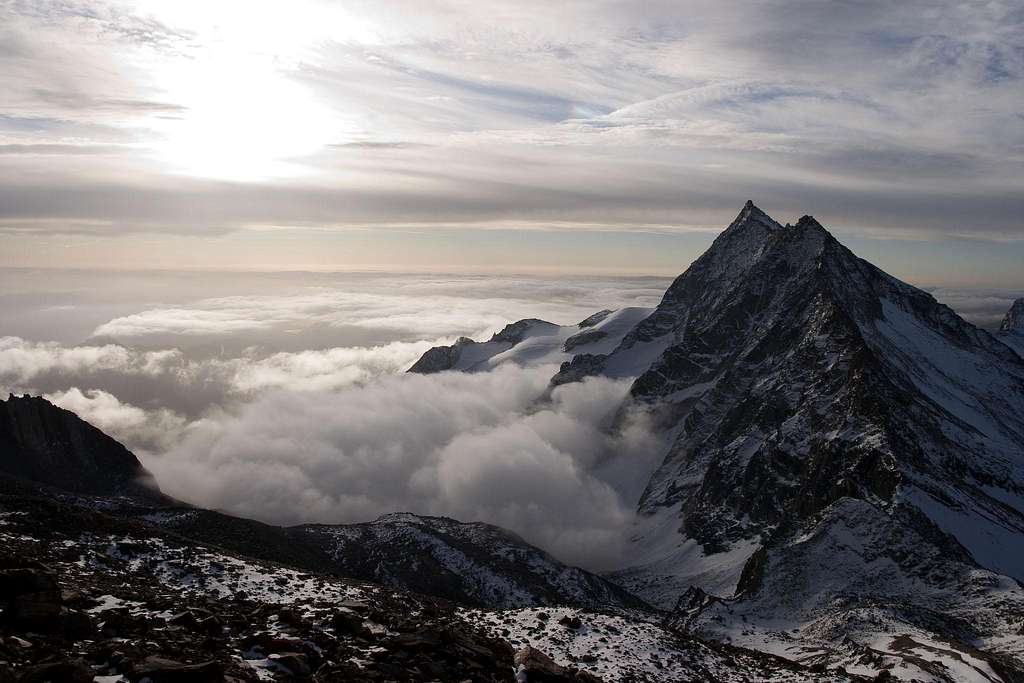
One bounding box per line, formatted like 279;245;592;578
0;1;1021;273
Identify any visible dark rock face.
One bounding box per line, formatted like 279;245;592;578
514;645;602;682
0;568;61;625
563;329;608;353
551;354;607;386
999;298;1024;359
0;394;161;500
577;310;613;329
490;319;558;344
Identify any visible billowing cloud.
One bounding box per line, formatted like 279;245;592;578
0;335;181;384
44;387;187;453
146;365;665;569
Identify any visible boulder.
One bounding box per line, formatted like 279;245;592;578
557;615;582;630
0;569;60;625
513;646;603;683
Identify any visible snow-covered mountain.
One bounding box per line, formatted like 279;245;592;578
603;202;1024;588
411;201;1024;682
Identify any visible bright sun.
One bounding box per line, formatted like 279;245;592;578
141;1;366;181
153;53;341;181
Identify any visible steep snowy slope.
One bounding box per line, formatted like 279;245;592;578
299;513;649;611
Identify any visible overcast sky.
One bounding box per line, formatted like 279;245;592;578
1;1;1022;283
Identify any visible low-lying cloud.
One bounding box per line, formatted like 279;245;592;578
0;335;441;417
147;366;663;569
0;274;674;569
43;387;188;454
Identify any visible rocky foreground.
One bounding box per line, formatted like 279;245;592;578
0;483;866;682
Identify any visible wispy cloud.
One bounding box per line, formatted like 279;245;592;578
0;0;1021;270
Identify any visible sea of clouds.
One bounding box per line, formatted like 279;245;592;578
0;269;1018;568
0;270;671;569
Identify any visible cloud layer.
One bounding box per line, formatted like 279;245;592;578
0;0;1022;278
148;366;664;569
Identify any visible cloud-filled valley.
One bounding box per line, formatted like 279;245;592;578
0;271;674;569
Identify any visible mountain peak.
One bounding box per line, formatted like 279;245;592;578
1001;297;1024;333
728;201;781;234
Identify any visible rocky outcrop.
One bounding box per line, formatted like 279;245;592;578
0;492;859;682
577;310;613;329
563;329;607;353
514;645;603;682
0;394;162;500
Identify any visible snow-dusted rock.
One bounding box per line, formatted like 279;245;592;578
408;309;655;374
300;513;648;611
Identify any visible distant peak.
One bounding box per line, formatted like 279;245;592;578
1000;297;1024;333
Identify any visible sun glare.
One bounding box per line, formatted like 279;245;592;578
142;1;369;181
153;53;342;180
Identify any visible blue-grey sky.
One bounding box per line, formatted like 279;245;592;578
1;1;1022;284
